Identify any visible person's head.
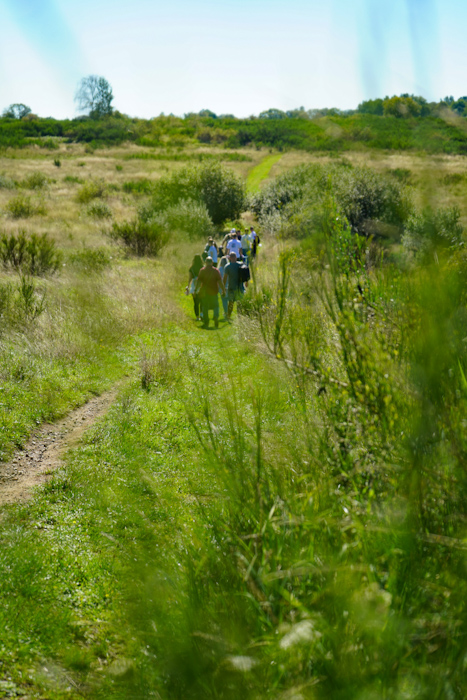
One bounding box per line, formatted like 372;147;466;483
205;256;213;267
250;226;254;231
220;256;228;268
229;252;237;262
230;228;236;235
208;237;213;244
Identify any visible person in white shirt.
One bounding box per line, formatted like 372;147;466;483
226;234;243;260
208;239;218;266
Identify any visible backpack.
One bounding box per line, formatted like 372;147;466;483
239;264;251;284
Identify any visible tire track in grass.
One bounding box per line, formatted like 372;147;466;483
246;153;282;192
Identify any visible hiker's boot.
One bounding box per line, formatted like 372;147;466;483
214;318;219;329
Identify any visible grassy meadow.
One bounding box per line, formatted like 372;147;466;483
0;139;467;700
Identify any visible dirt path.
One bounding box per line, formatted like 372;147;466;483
0;389;118;506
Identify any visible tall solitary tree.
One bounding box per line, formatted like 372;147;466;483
75;75;113;118
2;103;32;119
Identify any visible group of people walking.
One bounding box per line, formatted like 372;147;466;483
186;227;260;329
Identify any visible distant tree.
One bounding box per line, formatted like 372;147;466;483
2;103;32;119
451;98;467;116
286;107;308;119
383;96;421;118
259;108;287;119
442;96;455;105
198;109;217;119
75;75;113;118
357;99;384;115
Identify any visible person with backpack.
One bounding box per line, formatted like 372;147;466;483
223;252;249;320
195;256;225;329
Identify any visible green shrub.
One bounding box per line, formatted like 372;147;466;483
252;163;412;239
5;194;46;219
86;200;112;219
443;172;465;186
109;218;169;256
151;161;246;225
22;171;49;190
16;275;46;320
68;247;111;271
402;206;464;256
0;230;61;275
63;175;84;185
0;173;16;189
122;178;154;195
53;158;61;167
140;198;214;239
0;277;45;329
76;179;107;204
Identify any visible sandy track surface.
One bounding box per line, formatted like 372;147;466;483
0;390;118;506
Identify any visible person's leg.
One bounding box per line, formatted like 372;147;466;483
202;297;209;327
221;293;228;317
193;294;200;319
227;292;234;319
213;295;219;328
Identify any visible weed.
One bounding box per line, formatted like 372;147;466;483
53;158;61;167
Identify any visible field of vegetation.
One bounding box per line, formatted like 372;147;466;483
1;132;467;700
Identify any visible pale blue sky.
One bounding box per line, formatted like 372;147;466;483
0;0;465;119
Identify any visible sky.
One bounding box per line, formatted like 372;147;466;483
0;0;466;119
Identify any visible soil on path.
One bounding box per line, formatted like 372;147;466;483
0;389;118;506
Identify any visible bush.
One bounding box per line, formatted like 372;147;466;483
402;206;464;256
140;198;214;240
0;173;16;189
5;194;46;219
76;179;107;204
68;247;111;271
252;163;412;239
109;218;169;256
151;161;246;225
86;201;112;219
0;230;61;275
63;175;84;185
122;179;154;195
0;277;45;329
22;171;48;190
